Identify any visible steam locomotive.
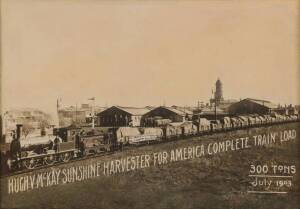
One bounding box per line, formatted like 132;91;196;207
2;113;299;173
2;126;116;171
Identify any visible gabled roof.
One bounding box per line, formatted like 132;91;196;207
162;106;192;116
98;106;150;116
244;98;278;109
170;106;194;115
143;106;191;117
145;106;157;110
116;106;150;115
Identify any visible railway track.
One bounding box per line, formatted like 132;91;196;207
2;120;299;178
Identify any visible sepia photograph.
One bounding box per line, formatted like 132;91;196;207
0;0;299;209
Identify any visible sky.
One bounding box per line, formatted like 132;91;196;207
1;0;299;116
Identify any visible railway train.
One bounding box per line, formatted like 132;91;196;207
2;113;299;172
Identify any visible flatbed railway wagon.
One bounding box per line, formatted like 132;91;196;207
81;134;113;155
116;127;163;146
163;124;180;139
210;120;223;132
222;117;232;130
54;127;115;156
180;121;198;137
230;117;241;129
238;116;249;127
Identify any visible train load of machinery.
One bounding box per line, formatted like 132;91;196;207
1;113;299;173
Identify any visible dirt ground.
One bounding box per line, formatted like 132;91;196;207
1;122;299;209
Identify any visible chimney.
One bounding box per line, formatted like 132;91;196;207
41;127;46;136
16;124;23;139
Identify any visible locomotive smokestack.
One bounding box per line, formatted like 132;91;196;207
16;124;23;139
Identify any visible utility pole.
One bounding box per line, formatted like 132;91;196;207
88;97;95;129
56;98;61;128
215;99;217;121
75;103;78;126
212;88;217;121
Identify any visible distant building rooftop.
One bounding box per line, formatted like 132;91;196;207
162;106;193;116
244;98;278;109
101;106;151;116
196;107;227;115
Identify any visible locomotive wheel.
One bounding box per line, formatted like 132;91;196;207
23;158;37;170
44;154;56;165
95;148;101;154
60;152;72;162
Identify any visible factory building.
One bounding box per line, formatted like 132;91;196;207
2;108;53;142
57;107;86;127
272;105;299;116
141;106;193;127
228;98;278;115
57;100;106;127
96;106;151;127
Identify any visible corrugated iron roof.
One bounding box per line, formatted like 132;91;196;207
164;106;192;116
245;98;278;109
115;106;150;115
170;106;194;115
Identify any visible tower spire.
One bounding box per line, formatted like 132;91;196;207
215;78;223;105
